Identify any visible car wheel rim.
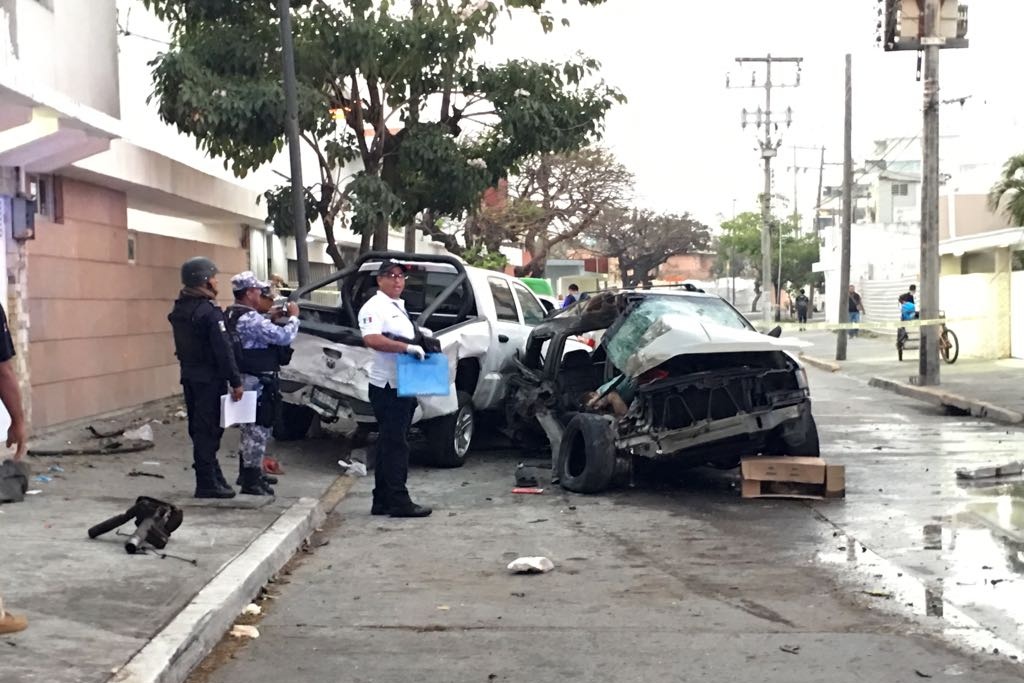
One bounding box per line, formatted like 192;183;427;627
454;407;474;458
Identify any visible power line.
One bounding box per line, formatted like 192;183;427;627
815;135;920;212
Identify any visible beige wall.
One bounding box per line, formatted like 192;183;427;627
27;178;246;427
940;193;1012;241
939;250;1011;361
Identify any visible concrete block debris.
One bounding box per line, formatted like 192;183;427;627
956;461;1023;480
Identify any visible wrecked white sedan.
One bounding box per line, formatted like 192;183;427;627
506;287;818;493
277;252;549;467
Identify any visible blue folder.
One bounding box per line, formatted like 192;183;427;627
396;353;451;397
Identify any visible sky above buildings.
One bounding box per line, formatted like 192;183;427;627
118;0;1021;233
482;0;1023;228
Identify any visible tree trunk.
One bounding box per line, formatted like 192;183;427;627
372;215;389;251
322;219;346;269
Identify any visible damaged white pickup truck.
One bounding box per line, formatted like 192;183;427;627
277;252;549;467
505;287;818;493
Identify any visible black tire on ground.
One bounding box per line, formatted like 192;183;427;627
273;402;315;441
766;408;820;457
557;413;618;494
421;391;475;468
942;329;960;364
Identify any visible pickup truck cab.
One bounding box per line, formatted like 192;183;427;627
278;252;548;467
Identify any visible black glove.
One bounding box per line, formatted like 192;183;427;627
421;335;442;354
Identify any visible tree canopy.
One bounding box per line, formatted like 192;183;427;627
716;211;822;313
583;208;710;288
473;148;633;277
142;0;624;267
989;153;1024;228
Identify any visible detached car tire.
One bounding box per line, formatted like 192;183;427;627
557;413;618;494
767;408;820;457
422;390;474;468
273;402;315;441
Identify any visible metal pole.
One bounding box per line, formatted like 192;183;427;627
761;56;774;324
816;146;825;231
918;0;941;386
777;209;784;321
836;54;853;361
277;0;311;286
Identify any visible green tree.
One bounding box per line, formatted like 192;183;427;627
585;208;711;288
716;211;821;315
142;0;624;267
989;153;1024;227
716;212;764;312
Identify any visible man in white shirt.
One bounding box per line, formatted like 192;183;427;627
358;260;432;518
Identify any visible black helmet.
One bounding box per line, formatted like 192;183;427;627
181;257;218;287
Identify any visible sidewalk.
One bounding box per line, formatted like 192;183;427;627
0;398;348;683
796;330;1024;423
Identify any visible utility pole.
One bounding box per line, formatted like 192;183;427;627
879;0;969;383
277;0;310;286
816;146;826;231
918;0;942;385
730;54;802;324
836;54;853;362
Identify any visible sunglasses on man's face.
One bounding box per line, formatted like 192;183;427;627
381;272;407;280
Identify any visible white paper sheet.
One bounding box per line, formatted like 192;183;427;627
220;391;258;428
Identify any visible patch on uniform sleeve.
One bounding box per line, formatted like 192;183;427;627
360;315;373;325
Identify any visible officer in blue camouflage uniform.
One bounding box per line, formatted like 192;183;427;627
225;272;300;496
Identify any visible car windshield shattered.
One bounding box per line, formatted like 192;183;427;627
636;294;753;331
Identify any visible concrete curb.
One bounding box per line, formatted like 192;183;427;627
799;353;842;373
868;376;1024;425
109;475;356;683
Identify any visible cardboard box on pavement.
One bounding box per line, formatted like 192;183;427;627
740;456;845;500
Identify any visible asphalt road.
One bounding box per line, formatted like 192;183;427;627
195;367;1024;683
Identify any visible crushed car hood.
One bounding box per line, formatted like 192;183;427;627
621;314;811;378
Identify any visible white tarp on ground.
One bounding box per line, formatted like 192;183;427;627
622;314;811;378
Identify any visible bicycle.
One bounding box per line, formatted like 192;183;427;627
896;311;958;364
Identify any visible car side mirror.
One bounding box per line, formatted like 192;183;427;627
767;325;782;338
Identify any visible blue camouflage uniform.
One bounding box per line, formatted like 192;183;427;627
228;272;299;470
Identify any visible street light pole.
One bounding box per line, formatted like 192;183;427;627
277;0;311;287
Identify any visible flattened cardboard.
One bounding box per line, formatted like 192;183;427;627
740;456;826;484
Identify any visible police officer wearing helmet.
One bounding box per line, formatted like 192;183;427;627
359;259;436;518
225;271;300;496
168;257;244;498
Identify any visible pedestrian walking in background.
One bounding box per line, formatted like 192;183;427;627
168;257;243;499
795;289;810;330
562;283;580;309
848;285;865;338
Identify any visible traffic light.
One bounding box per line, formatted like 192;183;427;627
878;0;968;52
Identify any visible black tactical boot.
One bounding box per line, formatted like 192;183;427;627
240;467;274;496
237;460;277;486
195;460;235;499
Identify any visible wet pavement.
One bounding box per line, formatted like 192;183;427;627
194;365;1024;682
797;328;1024;416
807;366;1024;656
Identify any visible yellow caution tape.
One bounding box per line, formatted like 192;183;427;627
763;316;987;332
